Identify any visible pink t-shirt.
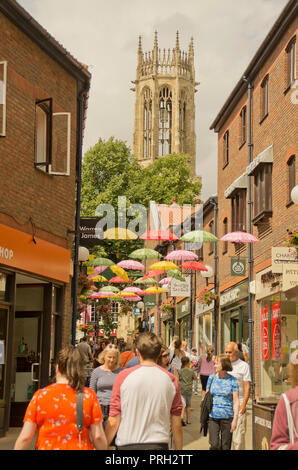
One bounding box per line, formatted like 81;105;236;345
199;356;215;376
109;364;182;446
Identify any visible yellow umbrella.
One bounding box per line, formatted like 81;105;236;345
144;286;166;294
89;275;107;282
149;261;179;271
119;291;137;297
110;265;130;282
104;227;138;240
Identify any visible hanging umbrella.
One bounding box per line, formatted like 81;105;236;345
119;291;137;298
104;227;138;240
109;265;130;282
99;286;120;293
140;230;178;241
220;231;259;243
87;275;108;282
90;291;116;298
122;286;144;294
117;259;145;270
159;277;173;285
167;269;186;282
87;257;114;267
164;250;198;261
181;261;208;271
149;261;179;271
109;276;132;284
123;295;142;302
94;266;108;274
134;277;156;285
129;248;161;260
180;230;218;243
144;286;166;294
142;270;165;279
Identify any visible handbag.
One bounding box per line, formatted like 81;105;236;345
76;390;84;448
200;375;215;436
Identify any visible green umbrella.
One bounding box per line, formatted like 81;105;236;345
167;269;186;282
87;257;114;267
129;248;161;260
180;230;218;243
134;277;156;285
99;286;120;293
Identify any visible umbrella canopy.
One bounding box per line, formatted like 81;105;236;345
181;261;208;271
142;270;165;279
220;231;259;243
117;259;145;270
90;291;115;298
99;286;120;293
87;257;114;267
159;277;173;285
164;250;198;261
134;277;156;285
119;291;137;298
144;286;166;294
87;275;107;282
123;295;142;302
167;269;186;282
149;261;179;271
104;227;138;240
140;230;179;241
109;276;132;283
122;286;144;294
110;265;130;282
93;266;108;274
129;248;161;260
181;230;218;243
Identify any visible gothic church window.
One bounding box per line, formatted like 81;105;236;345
143;88;152;159
158;86;172;156
179;90;187;153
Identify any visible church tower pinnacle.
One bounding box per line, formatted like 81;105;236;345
132;32;198;174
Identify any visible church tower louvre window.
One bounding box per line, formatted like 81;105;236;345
132;31;199;174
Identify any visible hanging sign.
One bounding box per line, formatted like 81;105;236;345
272;302;282;360
261;306;269;360
171;276;191;297
230;258;246;276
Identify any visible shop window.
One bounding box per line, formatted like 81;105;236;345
0;273;7;301
260;75;269;122
287;155;296;205
259;294;298;402
285;36;296;89
0;61;7;137
231;189;246;231
35;98;71;176
0;306;8;400
223;130;229;167
253;164;272;225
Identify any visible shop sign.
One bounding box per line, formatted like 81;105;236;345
196;299;214;315
144;296;156;309
230;258;246;277
282;263;298;292
271;247;297;274
0;246;14;261
255;267;282;301
170;276;190;297
261;306;269;360
272;302;282;360
79;217;104;248
220;281;248;307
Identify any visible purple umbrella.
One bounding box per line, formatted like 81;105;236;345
164;250;198;261
220;231;259;243
117;259;145;270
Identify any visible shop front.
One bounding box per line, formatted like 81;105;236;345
0;224;71;435
220;281;249;353
176;298;190;344
195;299;214;355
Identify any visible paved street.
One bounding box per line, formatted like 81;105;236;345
0;387;252;451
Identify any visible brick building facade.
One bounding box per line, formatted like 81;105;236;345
0;0;90;434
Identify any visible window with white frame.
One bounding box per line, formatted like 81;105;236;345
286;36;296;88
111;302;119;324
90;305;96;323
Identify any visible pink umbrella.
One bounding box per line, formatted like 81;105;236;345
124;295;142;302
89;292;115;298
164;250;198;261
159;277;173;285
93;266;107;274
142;270;165;279
220;231;259;243
117;260;145;270
123;287;144;294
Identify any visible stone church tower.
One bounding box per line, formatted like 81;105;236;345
132;32;198;174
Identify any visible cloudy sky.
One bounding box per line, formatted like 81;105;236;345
19;0;288;201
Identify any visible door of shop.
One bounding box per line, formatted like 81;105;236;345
0;305;9;436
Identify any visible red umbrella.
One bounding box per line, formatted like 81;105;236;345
142;270;165;279
109;276;132;283
140;230;178;241
181;261;208;271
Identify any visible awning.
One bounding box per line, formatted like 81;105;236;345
224;172;248;199
246;145;273;175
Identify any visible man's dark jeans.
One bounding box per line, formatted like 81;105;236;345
208;417;233;450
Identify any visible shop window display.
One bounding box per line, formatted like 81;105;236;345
259;293;298;402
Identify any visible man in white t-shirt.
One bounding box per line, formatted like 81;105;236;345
225;341;251;450
105;332;183;450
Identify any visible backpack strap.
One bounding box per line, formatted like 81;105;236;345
76;390;84;448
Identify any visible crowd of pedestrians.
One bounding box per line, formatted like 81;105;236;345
13;333;297;451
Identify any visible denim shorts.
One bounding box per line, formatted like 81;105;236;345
182;392;192;408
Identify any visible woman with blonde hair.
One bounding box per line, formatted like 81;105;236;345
198;345;215;399
89;344;123;428
14;345;107;450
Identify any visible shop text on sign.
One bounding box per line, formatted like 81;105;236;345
0;245;14;261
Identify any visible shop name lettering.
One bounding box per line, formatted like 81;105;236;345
0;246;13;260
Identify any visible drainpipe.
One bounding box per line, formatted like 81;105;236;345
209;197;218;355
243;75;255;449
71;82;89;346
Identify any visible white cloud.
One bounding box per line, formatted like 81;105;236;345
18;0;289;201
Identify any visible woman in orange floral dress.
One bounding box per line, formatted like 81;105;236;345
14;346;107;450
